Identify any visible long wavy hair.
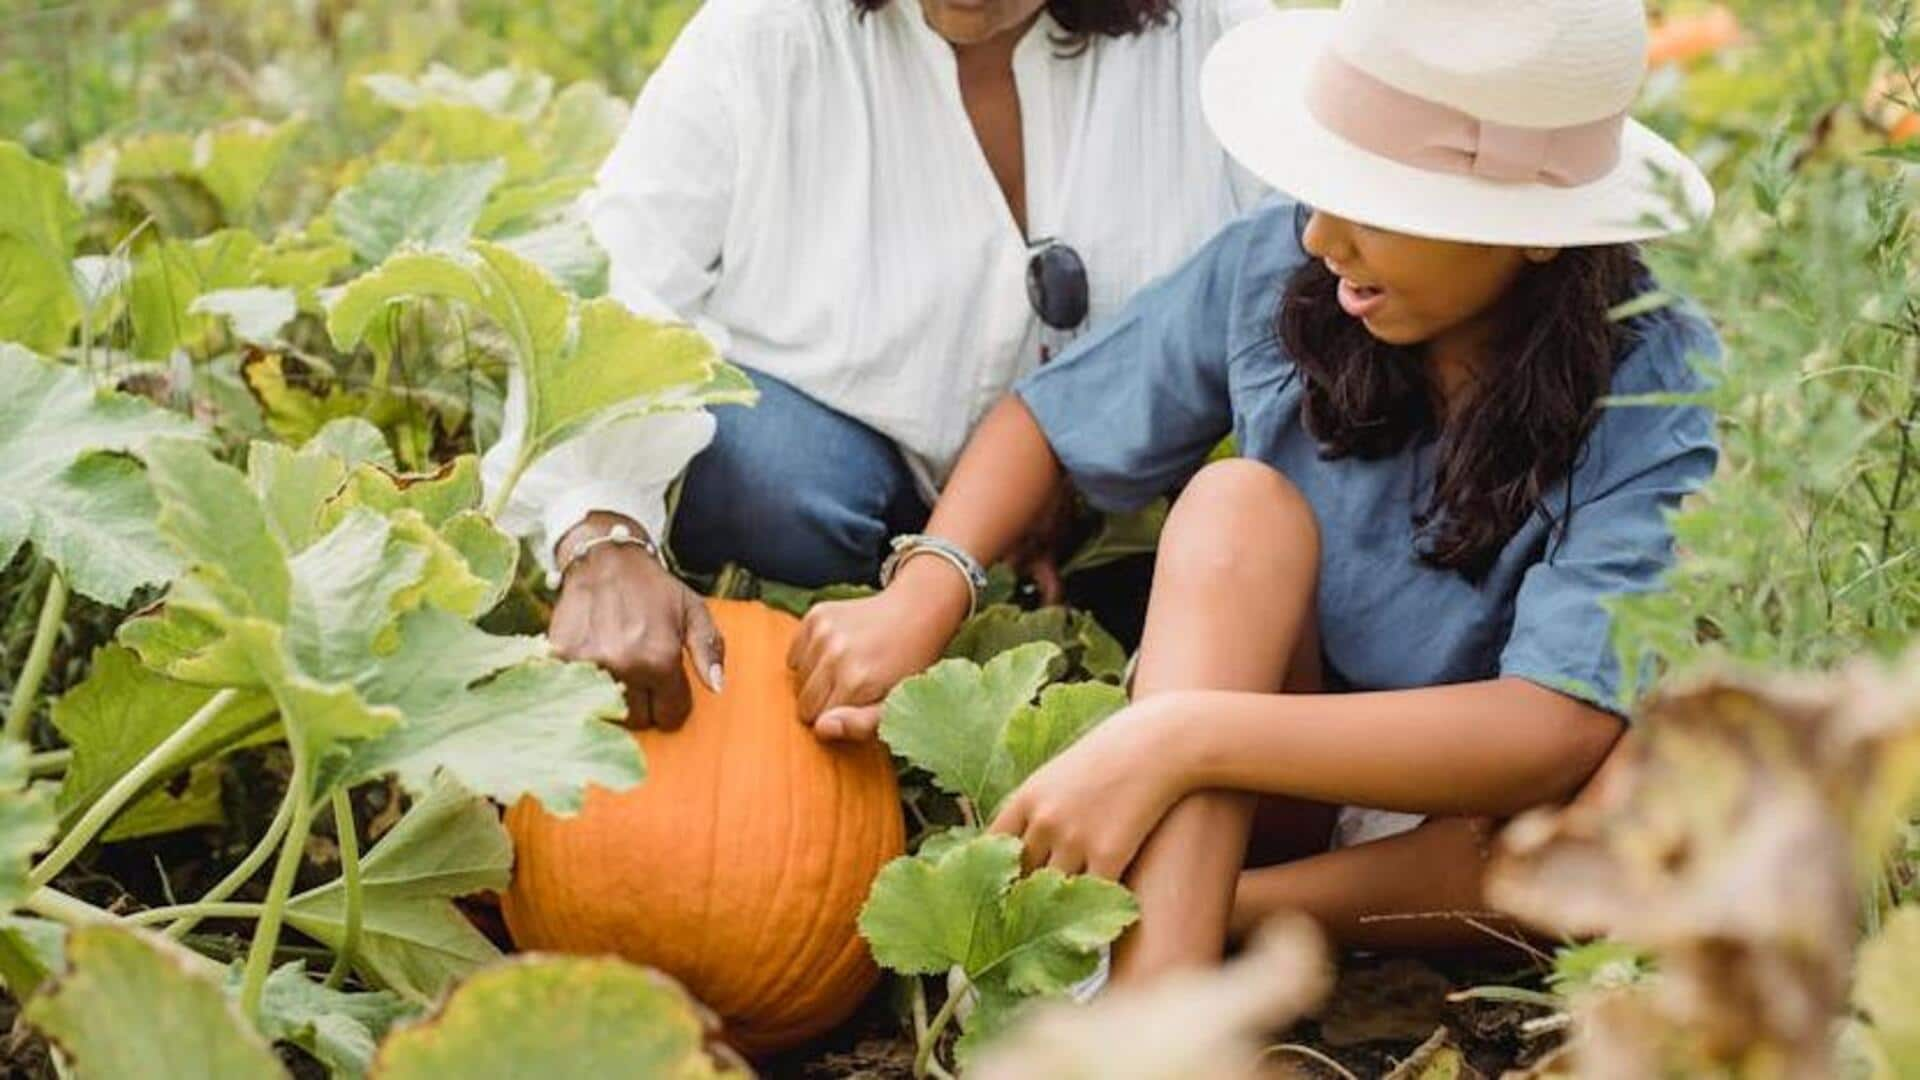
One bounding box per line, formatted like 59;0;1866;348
847;0;1175;49
1277;242;1647;580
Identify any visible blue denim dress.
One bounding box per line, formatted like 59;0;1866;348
1015;197;1721;716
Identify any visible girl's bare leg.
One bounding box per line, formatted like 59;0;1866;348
1228;734;1642;952
1110;459;1327;983
1232;816;1515;952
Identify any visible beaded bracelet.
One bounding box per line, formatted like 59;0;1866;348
546;523;662;590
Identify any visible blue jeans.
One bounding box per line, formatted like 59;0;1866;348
669;368;930;587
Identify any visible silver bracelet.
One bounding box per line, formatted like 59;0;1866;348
547;523;662;590
879;534;988;619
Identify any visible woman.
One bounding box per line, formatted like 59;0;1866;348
792;0;1719;980
479;0;1270;728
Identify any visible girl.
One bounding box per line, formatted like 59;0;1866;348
479;0;1271;729
789;0;1720;980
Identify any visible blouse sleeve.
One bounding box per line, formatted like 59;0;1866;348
1498;314;1722;715
1014;211;1275;511
479;0;743;573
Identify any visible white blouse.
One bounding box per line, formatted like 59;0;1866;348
481;0;1271;572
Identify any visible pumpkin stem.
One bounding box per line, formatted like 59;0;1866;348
161;776;299;940
239;745;317;1021
711;562;756;601
4;565;68;744
323;788;364;989
915;971;970;1079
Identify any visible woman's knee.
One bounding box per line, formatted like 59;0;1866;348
1156;459;1321;585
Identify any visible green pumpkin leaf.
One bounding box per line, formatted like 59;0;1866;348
307;418;397;470
880;643;1058;815
976;682;1128;822
859;833;1024;977
371;955;745;1079
859;834;1136;1019
248;439;353;553
25;926;286;1080
193;116;304;221
143;436;293;623
330;161;505;267
361;65;554;123
190;287;299;346
52;646;275;839
375;104;540;181
339;606;635;812
286;779;510;1002
325;241;754;492
0;743;56;911
246;962;419;1080
0;346;205;604
127;230;261;360
0;142;81;352
945;605;1126;684
531;83;629;180
985;870;1139;995
0;915;67;998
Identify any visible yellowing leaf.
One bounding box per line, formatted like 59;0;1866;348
326;242;752;513
330;161;504;266
26;926;285;1080
0;142;81;353
371;955;746;1079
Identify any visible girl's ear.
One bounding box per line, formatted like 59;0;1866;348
1524;247;1562;265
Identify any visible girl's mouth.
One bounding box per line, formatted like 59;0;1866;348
1337;278;1388;320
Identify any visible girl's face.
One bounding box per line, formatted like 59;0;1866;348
1301;209;1552;351
920;0;1048;46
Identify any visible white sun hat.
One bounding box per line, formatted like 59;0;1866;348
1201;0;1715;247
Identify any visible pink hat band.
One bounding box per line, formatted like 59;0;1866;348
1305;51;1628;188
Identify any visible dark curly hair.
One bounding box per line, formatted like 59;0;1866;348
1277;240;1647;581
848;0;1175;49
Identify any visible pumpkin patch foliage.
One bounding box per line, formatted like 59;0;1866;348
1;0;1919;1075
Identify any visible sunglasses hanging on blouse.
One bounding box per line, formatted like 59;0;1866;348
1026;238;1089;364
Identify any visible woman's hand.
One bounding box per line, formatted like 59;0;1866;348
548;513;724;730
988;695;1191;880
788;556;973;741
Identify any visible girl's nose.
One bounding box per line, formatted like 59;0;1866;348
1301;209;1355;264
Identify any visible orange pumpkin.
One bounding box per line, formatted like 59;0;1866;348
1648;5;1740;68
502;599;905;1057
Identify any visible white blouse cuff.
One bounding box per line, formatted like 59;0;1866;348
538;482;674;576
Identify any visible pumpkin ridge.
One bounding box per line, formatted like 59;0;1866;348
746;672;808;1016
755;734;853;1025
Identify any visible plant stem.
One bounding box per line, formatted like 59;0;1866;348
29;749;71;778
23;886;118;927
125;901;265;926
27;688;239;891
323;788;362;989
164;779;298;940
5;569;70;744
239;747;315;1021
915;974;968;1080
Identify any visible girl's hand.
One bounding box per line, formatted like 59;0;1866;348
788;556;973;740
988;696;1189;880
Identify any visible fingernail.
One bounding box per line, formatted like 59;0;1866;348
708;664;725;693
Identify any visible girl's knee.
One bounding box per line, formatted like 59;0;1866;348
1158;459;1321;581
